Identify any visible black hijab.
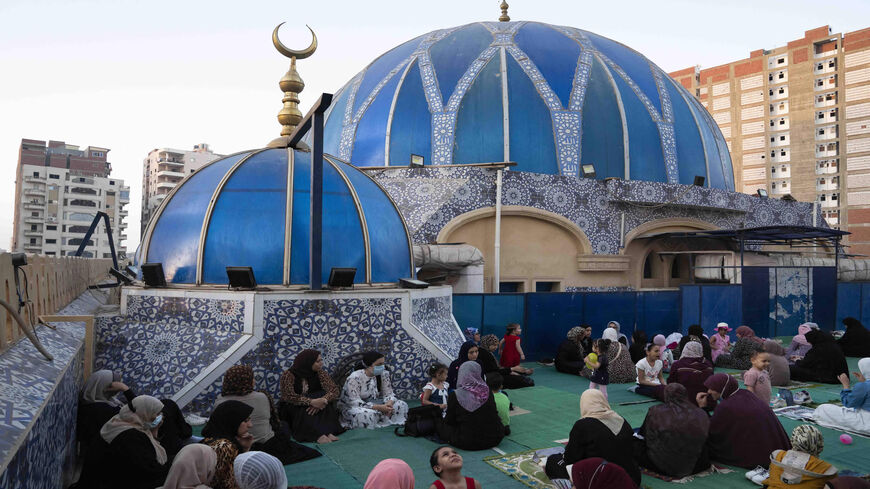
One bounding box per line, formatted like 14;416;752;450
448;341;478;388
642;383;710;477
203;400;253;449
289;349;322;394
839;317;870;357
629;331;648;363
797;329;849;382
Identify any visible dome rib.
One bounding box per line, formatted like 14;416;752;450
195;148;269;285
326;157;372;282
593;53;631;178
384;60;416;166
283;147;294;285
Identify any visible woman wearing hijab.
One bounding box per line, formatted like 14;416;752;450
363;459;415;489
715;325;763;370
437;361;504;450
216;365;320;465
545;389;639;486
790;329;850;384
607;321;629;346
555;327;587;375
279;349;342;443
598;328;636;383
338;351;408;429
98;395;170;489
633;384;710;478
697;373;790;468
675;324;713;364
668;341;714;406
763;424;838;489
628;330;648;364
202;400;256;489
785;323;814;363
233;451;287;489
447;341;479;389
77;369;136;447
838;317;870;357
813;358;870;436
570;458;636;489
160;444;216;489
477;334;534;388
763;340;792;386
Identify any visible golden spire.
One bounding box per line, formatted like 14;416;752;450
268;23;318;148
499;0;510;22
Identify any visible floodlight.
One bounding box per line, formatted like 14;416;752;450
226;266;257;290
141;263;167;287
327;267;356;288
581;164;596;179
410;154;425;167
757;188;769;198
693;175;705;186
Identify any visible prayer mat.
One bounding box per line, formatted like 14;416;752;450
727;372;820;390
509;406;532;416
640;464;733;484
484;449;566;489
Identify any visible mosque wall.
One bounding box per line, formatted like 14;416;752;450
370;167;824;291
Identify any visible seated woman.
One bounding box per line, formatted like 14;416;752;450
697;373;791;468
437;362;505;451
364;459;415;489
668;341;713;406
570;458;636;489
813;358;870;436
338;351;408;429
634;384;710;478
161;444;216;489
447;341;479;389
202;400;256;489
628;330;648;364
544;390;640;486
763;340;791;387
279;349;343;444
675;324;713;364
634;343;666;400
478;334;533;389
838;317;870;358
77;369;135;447
763;425;838;489
233;451;289;489
607;321;629;346
715;325;763;370
216;365;319;464
98;395;170;489
791;330;850;384
555;327;587;375
785;323;814;364
593;328;636;383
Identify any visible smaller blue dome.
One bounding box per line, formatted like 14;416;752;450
140;148;414;285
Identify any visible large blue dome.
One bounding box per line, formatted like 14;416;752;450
140;148;414;285
316;21;734;190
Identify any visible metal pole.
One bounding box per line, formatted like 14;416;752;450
494;169;503;293
739;233;744;285
310;107;325;290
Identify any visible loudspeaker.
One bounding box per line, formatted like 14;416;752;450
141;263;167;287
399;278;429;289
328;268;356;288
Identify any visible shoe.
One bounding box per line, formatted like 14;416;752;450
751;469;769;485
745;466;765;481
184;413;208;426
793;390;813;405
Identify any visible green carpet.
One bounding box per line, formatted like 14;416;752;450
191;342;868;488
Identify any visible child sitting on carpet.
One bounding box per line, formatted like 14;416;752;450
756;424;837;488
744;350;772;406
486;372;511;435
422;363;449;417
429;446;483;489
499;323;525;368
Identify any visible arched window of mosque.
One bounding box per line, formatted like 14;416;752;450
643;253;653;279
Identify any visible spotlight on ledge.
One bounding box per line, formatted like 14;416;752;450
226;266;257;290
581;164;596;179
141;263;167;287
327;267;356;288
781;194;796;202
693;175;705;187
409;154;425;167
399;278;429;289
757;188;769;198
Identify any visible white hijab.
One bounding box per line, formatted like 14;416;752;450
860;358;870;380
81;369;123;405
602;328;619;342
100;395;167;464
234;451;288;489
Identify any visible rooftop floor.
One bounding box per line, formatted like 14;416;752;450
199;350;868;489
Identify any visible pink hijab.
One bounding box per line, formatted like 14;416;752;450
456;361;490;412
363;459;414;489
792;323;812;346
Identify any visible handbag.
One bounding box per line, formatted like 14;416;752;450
394;404;442;437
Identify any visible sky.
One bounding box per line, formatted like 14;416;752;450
2;0;870;252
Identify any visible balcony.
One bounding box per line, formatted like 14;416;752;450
24;202;44;210
771;185;791;195
816;127;838;141
815;77;837;91
825;216;839;225
157;169;185;178
23;243;41;251
816;145;839;157
815;94;837;108
23;187;44;196
817;179;839;191
156;182;177;190
24;230;42;237
769;88;788;101
814;58;837;74
24;216;43;223
770;135;790;148
817;110;838;124
816;161;838;175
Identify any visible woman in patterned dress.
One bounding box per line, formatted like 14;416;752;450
202;400;256;489
338;351;409;429
279;349;343;443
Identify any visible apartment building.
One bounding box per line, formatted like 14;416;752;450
11;139;129;258
670;26;870;255
140;143;222;233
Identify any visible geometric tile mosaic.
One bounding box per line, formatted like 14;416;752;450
410;295;464;358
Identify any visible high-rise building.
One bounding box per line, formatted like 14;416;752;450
11;139;129;258
140;143;222;233
670;26;870;254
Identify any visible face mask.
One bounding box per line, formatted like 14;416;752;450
372;365;385;376
148;414;163;428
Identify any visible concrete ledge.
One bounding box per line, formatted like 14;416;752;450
577;254;631;271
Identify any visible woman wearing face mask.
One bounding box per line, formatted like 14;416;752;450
338;351;409;429
97;395;170;489
202;400;257;489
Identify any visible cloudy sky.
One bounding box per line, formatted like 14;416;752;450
2;0;869;252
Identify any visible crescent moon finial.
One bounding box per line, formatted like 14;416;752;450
272;23;317;60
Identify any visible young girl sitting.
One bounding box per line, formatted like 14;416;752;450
499;323;525;368
429;446;483;489
744;350;772;406
422;363;449;417
710;323;732;362
586;339;611;399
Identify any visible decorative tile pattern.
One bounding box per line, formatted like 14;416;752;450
125;294;245;333
411;296;464;358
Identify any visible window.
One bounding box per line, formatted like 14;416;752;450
49;174;59;179
32;171;39;177
671;259;681;278
643;254;653;278
771;166;777;173
46;225;56;231
29;238;36;244
46;252;55;256
780;135;786;141
535;281;559;292
499;282;523;293
772;182;777;189
109;180;115;186
819;129;825;135
46;239;56;244
780;119;786;125
30;224;37;231
31;212;38;217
